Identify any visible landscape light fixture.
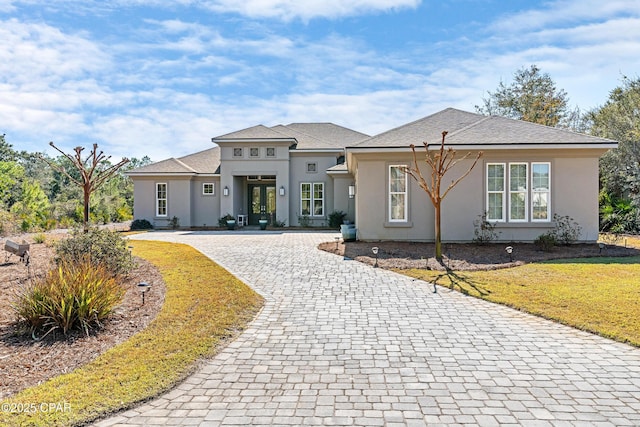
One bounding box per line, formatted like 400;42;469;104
335;236;340;250
223;186;229;196
137;282;152;305
372;246;379;268
505;246;513;262
599;242;605;254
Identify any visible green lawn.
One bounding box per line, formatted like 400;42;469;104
401;254;640;347
0;240;263;427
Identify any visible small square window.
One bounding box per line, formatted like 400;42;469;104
233;148;243;157
203;183;214;195
306;162;317;173
250;147;259;157
266;147;276;157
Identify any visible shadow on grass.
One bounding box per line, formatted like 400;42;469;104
541;255;640;265
431;267;492;297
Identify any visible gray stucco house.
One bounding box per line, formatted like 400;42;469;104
127;108;617;242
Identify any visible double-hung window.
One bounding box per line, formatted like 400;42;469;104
301;182;324;216
486;162;551;222
389;165;408;222
532;162;551;221
156;183;167;217
486;164;505;221
509;163;528;222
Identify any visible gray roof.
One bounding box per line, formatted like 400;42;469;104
127;147;220;175
352;108;616;148
213;125;294;141
284;123;369;148
212;123;369;150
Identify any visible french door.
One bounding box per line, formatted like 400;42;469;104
248;184;276;225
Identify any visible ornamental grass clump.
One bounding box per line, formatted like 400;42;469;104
13;259;125;337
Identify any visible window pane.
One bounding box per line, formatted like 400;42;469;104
487;164;504;191
532;163;550;190
390;167;406;192
314;200;323;216
510;192;526;220
301;184;311;199
533;193;549;220
391;194;405;220
157;200;166;216
488;193;503;220
313;183;323;199
301;200;310;216
510;164;527;191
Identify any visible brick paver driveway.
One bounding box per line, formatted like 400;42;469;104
97;231;640;426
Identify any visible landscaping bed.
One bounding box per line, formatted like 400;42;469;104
0;234;166;399
319;239;640;271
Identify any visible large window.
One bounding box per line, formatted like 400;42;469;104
389;165;408;222
301;182;324;216
156;183;167;217
487;164;505;221
486;162;551;222
532;162;551;221
509;163;528;221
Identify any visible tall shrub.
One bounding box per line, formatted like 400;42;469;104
55;228;135;276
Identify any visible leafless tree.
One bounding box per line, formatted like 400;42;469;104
40;143;129;232
405;131;483;262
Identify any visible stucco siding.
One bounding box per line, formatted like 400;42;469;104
191;177;221;227
289;153;343;226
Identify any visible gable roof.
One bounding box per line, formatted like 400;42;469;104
351;108;617;149
212;122;369;150
127;147;220;175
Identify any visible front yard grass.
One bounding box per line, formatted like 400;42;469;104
0;240;263;427
401;253;640;347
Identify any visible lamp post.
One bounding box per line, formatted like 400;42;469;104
372;246;379;268
137;282;152;305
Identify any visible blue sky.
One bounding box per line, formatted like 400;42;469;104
1;0;639;161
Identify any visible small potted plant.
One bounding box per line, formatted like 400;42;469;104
259;216;268;230
219;214;236;230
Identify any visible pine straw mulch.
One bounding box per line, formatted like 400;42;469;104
319;239;640;271
0;234;166;399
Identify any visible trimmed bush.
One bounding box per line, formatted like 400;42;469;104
55;228;135;276
328;210;347;229
13;259;125;337
130;218;153;230
534;231;557;252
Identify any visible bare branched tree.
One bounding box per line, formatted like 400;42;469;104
405;131;483;262
39;143;129;232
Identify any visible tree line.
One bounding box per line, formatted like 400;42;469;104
1;65;639;234
0;136;151;234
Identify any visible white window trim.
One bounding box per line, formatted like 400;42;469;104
389;165;408;222
532;162;551;222
202;182;215;196
156;182;167;217
508;162;528;222
300;182;325;217
486;162;552;224
486;163;506;222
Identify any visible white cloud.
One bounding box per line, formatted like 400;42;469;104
204;0;421;21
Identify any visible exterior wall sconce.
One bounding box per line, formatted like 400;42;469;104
223;186;229;196
348;184;355;198
279;186;285;196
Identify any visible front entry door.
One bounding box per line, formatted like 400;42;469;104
248;184;276;225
